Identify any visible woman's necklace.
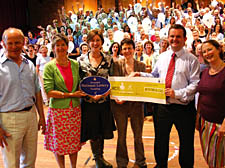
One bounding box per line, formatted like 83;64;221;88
209;61;225;75
89;52;102;68
56;58;69;67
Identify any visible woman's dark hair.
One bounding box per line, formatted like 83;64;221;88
87;29;104;44
66;27;73;35
144;40;155;52
27;31;35;38
202;40;224;60
123;24;131;33
27;44;34;49
60;26;65;32
170;16;176;24
120;38;135;50
192;39;202;53
214;16;221;24
109;42;120;55
213;24;224;34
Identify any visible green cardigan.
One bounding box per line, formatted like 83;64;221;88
43;59;80;108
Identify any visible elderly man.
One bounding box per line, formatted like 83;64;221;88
0;27;45;168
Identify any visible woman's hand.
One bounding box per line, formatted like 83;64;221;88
88;90;110;101
73;90;87;98
115;98;125;105
195;113;200;131
196;95;201;131
103;90;110;97
89;95;103;101
218;119;225;137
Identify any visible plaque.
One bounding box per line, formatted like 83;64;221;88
80;76;111;96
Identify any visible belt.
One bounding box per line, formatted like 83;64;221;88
15;106;33;112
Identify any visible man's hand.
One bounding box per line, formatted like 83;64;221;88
165;88;175;98
0;127;11;148
128;72;140;77
38;118;46;135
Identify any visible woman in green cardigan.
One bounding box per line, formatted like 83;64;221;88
43;34;86;168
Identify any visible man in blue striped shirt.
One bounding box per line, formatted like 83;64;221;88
0;27;45;168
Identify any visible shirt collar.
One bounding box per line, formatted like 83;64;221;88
171;48;185;58
0;53;29;64
0;54;8;64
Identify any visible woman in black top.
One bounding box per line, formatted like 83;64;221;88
25;44;37;66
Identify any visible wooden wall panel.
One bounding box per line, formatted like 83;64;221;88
64;0;220;15
64;0;172;14
64;0;97;14
102;0;115;13
119;0;171;10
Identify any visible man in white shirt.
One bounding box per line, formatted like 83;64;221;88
131;24;200;168
103;29;114;53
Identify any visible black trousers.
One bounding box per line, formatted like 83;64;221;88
153;101;196;168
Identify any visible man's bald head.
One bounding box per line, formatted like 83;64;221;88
2;27;24;44
2;28;25;61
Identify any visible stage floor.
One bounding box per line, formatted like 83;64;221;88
0;108;208;168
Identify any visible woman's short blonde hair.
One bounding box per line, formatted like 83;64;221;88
39;45;48;51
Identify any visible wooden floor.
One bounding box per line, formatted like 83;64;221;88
0;108;208;168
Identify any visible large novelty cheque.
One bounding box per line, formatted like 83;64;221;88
108;77;166;104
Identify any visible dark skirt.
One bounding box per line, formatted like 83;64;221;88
80;100;116;142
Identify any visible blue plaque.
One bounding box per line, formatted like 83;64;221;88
80;76;111;96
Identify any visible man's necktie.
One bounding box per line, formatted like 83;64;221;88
165;53;176;88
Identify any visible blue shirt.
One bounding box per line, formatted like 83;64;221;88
28;38;37;45
0;54;40;112
141;48;200;105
